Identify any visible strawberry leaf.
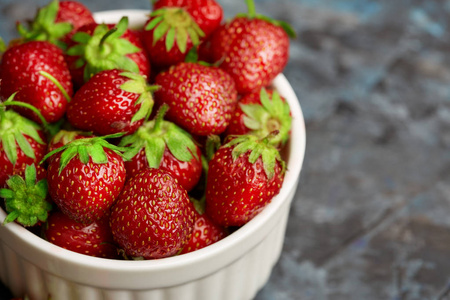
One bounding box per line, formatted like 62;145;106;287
1;164;51;227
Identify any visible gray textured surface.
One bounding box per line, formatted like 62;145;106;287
1;0;450;299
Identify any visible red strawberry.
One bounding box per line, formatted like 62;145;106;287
208;0;295;94
225;88;292;148
66;70;156;136
205;133;286;227
1;164;51;227
110;168;196;259
56;1;95;35
0;41;73;124
120;104;203;192
180;197;227;254
0;95;48;188
65;17;150;88
153;0;223;37
44;211;119;258
141;6;206;68
154;62;238;136
44;134;127;224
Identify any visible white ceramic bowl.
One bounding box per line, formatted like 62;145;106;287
0;10;306;300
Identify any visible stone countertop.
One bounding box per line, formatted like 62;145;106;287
1;0;450;299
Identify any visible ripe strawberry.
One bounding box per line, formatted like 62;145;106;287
0;41;73;124
205;133;286;227
1;164;51;227
66;70;157;136
154;62;238;136
208;0;295;94
110;168;196;259
180;197;227;254
120;104;203;192
0;95;48;188
141;6;205;68
65;17;150;88
44;211;119;258
153;0;223;37
44;134;127;224
225;88;292;148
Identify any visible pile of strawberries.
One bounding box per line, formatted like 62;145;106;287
0;0;294;260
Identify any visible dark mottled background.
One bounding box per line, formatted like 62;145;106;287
1;0;450;299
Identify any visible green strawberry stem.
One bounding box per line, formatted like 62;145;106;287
205;135;221;162
16;0;73;49
146;8;205;53
2;93;49;130
41;132;128;174
120;104;199;168
67;17;141;82
240;0;296;38
0;36;6;54
225;132;285;180
0;164;51;227
39;71;71;103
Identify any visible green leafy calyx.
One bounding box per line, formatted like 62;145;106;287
237;0;296;38
67;17;141;82
120;72;159;124
0;94;45;165
145;8;205;53
224;133;285;180
0;164;51;227
41;133;128;174
240;88;292;147
16;0;73;49
120;104;199;168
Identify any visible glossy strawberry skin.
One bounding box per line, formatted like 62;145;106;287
209;17;289;94
180;211;228;254
67;69;145;136
110;168;196;259
0;41;73;124
65;23;150;89
46;149;126;224
125;145;203;192
0;131;47;188
44;211;119;259
153;0;223;37
205;145;284;227
154;62;238;136
56;1;95;35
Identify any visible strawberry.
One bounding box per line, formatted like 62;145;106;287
110;168;196;259
0;41;73;124
205;133;286;227
154;62;238;136
225;88;292;148
208;0;295;94
141;6;205;68
180;197;227;254
43;211;119;258
120;104;203;192
153;0;223;37
1;164;51;227
66;70;157;136
65;17;150;88
44;134;127;224
0;95;48;188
